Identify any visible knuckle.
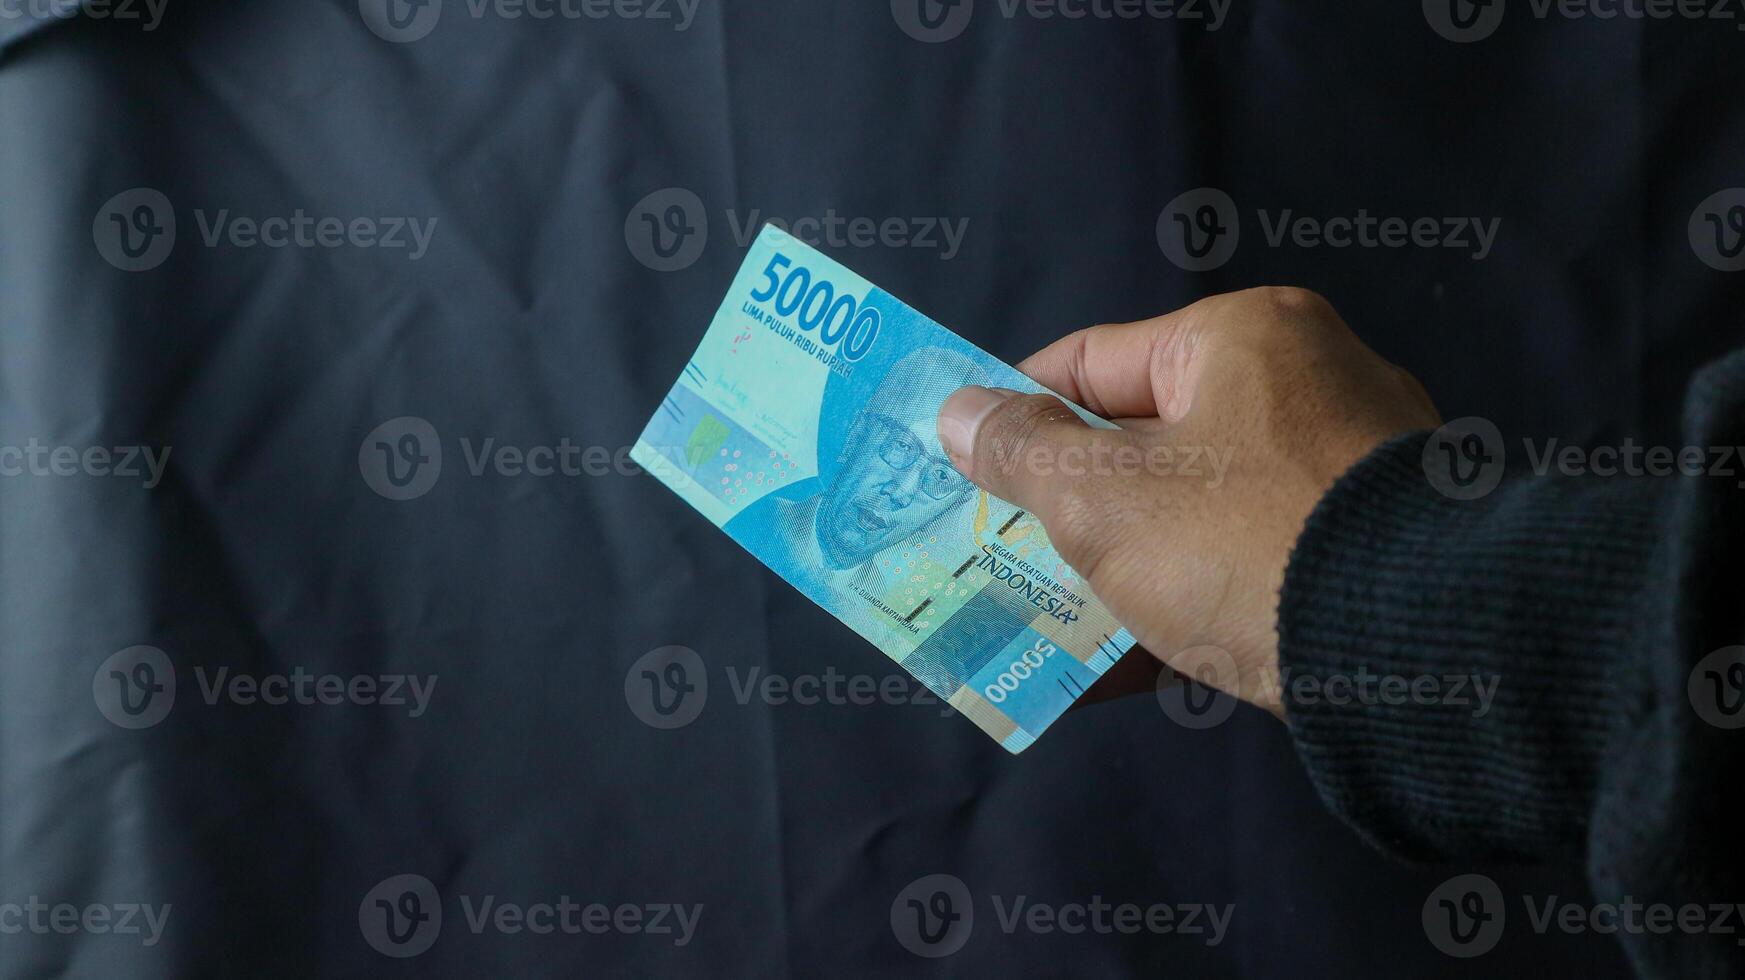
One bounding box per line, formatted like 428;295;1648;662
1255;285;1332;316
1211;287;1342;363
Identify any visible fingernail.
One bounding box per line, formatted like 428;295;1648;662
937;386;1011;465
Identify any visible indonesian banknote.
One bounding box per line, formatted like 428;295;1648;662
631;226;1136;752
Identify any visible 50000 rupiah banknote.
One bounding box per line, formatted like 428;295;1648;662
632;226;1137;752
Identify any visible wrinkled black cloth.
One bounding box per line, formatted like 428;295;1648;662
3;1;1742;977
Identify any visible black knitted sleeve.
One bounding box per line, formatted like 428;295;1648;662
1278;350;1745;978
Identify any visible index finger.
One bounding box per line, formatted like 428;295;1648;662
1016;308;1199;424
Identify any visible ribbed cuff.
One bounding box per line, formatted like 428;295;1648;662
1279;432;1661;863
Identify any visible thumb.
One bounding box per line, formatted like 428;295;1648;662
936;385;1131;545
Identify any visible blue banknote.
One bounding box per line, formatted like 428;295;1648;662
632;226;1137;752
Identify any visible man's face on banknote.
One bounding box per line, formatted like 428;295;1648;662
815;410;973;569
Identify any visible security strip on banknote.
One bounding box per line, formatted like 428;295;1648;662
632;226;1137;752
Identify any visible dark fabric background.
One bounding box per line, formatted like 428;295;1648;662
1;1;1740;976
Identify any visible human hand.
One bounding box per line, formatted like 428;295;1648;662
935;288;1441;718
